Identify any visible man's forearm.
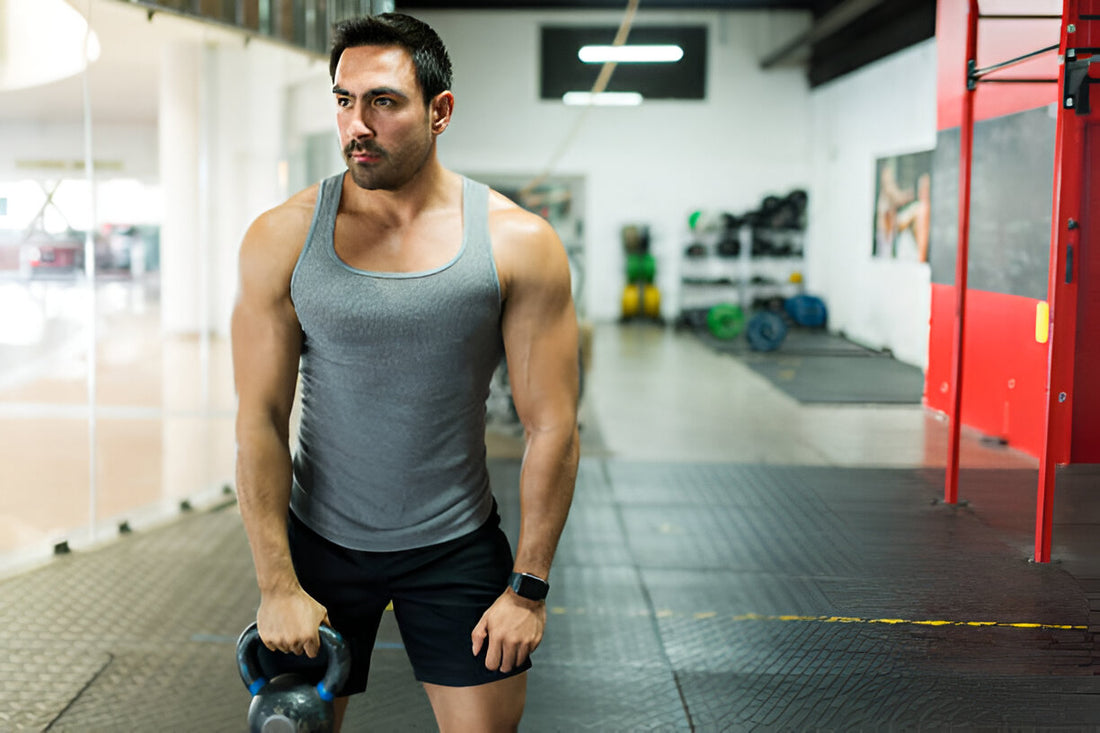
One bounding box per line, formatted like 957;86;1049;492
236;425;299;592
513;424;580;579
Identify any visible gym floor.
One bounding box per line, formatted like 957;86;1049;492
1;322;1098;731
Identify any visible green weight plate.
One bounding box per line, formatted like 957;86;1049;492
706;303;745;340
627;254;656;283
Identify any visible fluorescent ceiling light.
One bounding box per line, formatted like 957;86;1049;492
0;0;100;92
85;33;102;64
562;91;644;106
578;45;684;64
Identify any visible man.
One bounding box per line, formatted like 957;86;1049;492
231;13;579;731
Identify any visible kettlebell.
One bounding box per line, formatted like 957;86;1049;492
236;622;351;733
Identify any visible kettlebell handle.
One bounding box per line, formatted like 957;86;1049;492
236;622;351;701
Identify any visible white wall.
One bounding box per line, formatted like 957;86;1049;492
289;9;814;322
159;36;318;336
2;9;938;358
807;38;938;368
199;11;939;355
0;122;158;181
206;41;313;336
159;41;204;336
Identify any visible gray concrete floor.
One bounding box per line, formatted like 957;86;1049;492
585;322;1036;469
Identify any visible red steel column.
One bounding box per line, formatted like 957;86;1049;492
1036;0;1088;562
945;0;980;505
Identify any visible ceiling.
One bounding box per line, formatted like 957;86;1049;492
392;0;935;88
385;0;932;89
0;0;249;124
0;0;932;126
394;1;812;7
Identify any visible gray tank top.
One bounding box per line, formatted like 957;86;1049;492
288;173;503;551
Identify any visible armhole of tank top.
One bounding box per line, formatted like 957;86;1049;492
290;176;334;301
477;180;504;310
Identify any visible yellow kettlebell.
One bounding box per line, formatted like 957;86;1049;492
642;284;661;318
621;284;641;318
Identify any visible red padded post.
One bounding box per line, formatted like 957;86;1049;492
945;0;980;505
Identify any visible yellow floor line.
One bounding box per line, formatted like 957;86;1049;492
396;603;1086;631
721;612;1086;631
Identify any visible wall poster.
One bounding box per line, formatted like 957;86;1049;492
874;150;933;263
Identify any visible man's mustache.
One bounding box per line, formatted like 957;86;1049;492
345;140;385;157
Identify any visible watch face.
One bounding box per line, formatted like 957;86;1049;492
511;572;549;601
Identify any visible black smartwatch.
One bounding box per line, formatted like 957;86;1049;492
508;572;550;602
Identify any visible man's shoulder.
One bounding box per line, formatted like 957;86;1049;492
485;189;557;249
243;184;324;252
252;184;322;240
484;188;568;294
239;182;325;283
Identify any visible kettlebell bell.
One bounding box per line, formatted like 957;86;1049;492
236;622;351;733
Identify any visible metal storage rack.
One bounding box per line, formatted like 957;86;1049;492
676;218;805;332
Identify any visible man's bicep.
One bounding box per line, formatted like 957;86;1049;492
501;238;579;429
233;303;300;425
231;236;302;432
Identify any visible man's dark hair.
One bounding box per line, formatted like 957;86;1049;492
329;13;453;104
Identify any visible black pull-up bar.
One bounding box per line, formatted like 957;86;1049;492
967;43;1060;89
979;78;1058;84
979;15;1061;20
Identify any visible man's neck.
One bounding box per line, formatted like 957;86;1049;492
343;157;458;226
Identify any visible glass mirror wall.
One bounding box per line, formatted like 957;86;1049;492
0;0;341;573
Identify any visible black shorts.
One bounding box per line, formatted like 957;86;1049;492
286;506;531;693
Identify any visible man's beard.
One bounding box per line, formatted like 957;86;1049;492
343;135;432;191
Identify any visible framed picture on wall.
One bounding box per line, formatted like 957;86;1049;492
873;150;933;263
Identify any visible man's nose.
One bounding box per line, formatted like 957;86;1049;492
345;112;374;139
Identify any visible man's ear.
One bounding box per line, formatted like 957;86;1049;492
430;91;455;135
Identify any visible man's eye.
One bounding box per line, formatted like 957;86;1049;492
336;97;351;107
375;98;394;107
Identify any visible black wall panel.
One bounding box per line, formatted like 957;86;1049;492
930;105;1057;300
540;26;708;100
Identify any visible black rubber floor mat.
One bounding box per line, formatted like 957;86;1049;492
744;353;925;403
3;460;1097;731
523;663;691;732
699;328;879;357
0;647;110;732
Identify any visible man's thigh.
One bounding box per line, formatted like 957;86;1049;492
423;673;527;733
287;511;389;695
389;511;532;686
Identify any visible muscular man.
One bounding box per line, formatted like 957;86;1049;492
231;14;579;731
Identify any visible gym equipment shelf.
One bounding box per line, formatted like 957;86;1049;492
677;221;805;331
